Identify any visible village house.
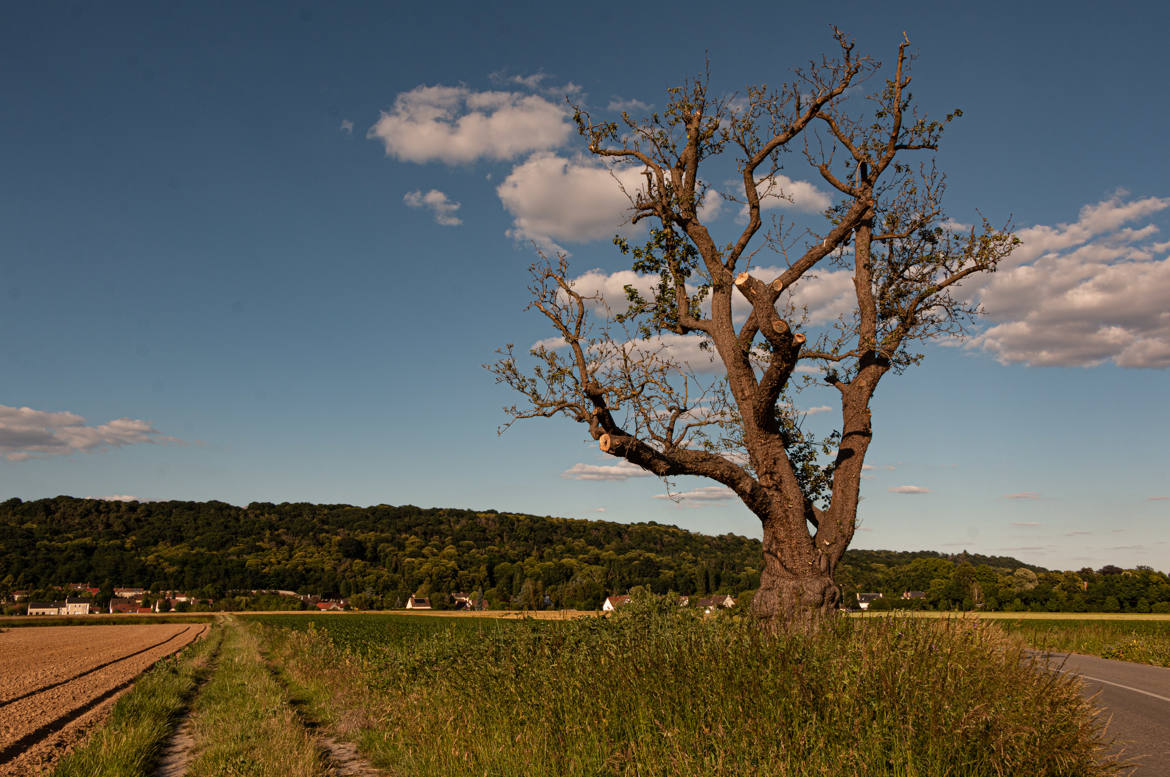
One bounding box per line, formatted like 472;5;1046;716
602;595;629;611
64;597;91;615
696;594;737;613
856;592;883;610
113;587;146;598
109;599;153;614
405;595;431;609
451;592;479;610
315;600;345;611
27;601;65;615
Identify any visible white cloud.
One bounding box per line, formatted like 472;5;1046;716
89;494;160;503
562;460;652;481
0;405;180;461
862;464;896;471
654;484;737;506
566;268;659;315
803;405;832;415
620;332;721;373
508;73;547;90
536;331;720;375
698;188;724;222
367;85;571;164
737;174;832;219
970;193;1170;368
497;152;646;252
607;97;652;113
564;262;853;326
339;119;354;135
403;189;462;226
1149;496;1170;501
888;485;930;494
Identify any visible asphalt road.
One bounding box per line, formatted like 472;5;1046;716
1030;651;1170;776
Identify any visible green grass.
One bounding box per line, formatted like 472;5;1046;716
996;618;1170;666
50;624;222;777
185;618;328;777
259;603;1117;777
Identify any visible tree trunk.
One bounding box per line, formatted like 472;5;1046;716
750;514;841;632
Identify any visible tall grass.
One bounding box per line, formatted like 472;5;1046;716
185;618;328;777
261;602;1117;777
51;624;222;777
996;618;1170;666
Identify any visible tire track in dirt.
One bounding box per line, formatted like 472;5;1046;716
0;623;207;776
259;651;389;776
153;627;223;777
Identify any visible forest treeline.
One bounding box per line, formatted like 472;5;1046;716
1;497;1167;613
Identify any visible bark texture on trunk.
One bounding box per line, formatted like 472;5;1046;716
750;515;842;632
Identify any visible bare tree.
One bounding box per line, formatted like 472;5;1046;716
490;31;1017;630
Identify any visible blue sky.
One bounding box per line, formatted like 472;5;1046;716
2;1;1167;572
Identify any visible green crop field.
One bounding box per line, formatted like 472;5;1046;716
995;617;1170;666
245;611;507;652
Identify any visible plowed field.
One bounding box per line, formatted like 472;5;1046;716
0;623;207;775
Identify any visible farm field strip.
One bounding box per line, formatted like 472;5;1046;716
0;625;198;708
0;625;200;702
0;623;207;776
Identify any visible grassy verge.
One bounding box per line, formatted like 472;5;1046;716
259;604;1117;777
50;624;222;777
995;618;1170;666
185;618;327;777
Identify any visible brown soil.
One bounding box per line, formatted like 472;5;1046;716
0;623;206;776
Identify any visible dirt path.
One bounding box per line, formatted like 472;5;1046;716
0;623;206;776
261;654;389;776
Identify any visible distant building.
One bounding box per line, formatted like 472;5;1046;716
28;601;65;616
109;600;152;614
315;601;345;611
64;597;91;615
406;596;431;610
602;595;629;612
451;592;481;610
114;587;146;598
696;594;737;613
856;593;883;610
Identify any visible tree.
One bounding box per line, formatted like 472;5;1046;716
491;30;1016;631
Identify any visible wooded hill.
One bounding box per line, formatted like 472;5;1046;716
1;497;1167;613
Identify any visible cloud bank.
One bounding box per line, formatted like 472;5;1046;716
0;405;179;461
970;193;1170;368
